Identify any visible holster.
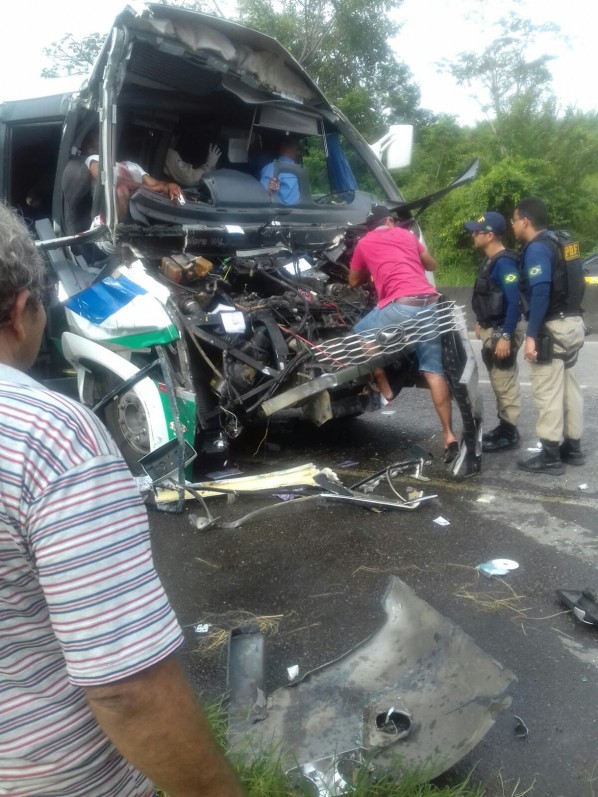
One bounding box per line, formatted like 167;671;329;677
535;330;554;364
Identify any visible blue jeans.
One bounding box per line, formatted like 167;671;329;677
354;300;444;375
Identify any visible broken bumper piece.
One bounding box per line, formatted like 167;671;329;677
228;577;516;788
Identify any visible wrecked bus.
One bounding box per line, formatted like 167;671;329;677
0;3;481;478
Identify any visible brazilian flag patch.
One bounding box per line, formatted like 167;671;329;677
504;273;518;283
529;266;542;277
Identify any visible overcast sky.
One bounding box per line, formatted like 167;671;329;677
1;0;595;126
395;0;597;125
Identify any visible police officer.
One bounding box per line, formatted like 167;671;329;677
465;211;525;452
512;197;586;474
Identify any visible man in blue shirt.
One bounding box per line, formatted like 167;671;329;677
465;211;525;452
260;137;300;205
513;197;586;474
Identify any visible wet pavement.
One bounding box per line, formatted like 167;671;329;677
149;338;598;797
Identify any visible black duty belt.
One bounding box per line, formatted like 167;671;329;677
544;311;582;322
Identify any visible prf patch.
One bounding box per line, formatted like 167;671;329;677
504;273;518;283
529;266;542;277
563;241;580;261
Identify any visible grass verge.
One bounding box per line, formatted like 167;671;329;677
154;701;509;797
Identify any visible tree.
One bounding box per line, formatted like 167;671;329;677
40;1;219;78
438;15;560;121
236;0;426;138
41;33;105;78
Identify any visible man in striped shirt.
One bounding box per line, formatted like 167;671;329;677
0;203;244;796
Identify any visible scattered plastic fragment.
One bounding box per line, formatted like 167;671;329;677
157;463;338;503
380;410;396;416
476;494;496;504
433;516;451;527
134;474;154;494
579;483;588;491
513;715;528;739
287;665;300;681
336;460;359;468
274;493;301;502
194;623;211;634
556;589;598;626
477;559;519;577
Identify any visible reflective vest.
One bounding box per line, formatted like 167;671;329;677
521;230;585;318
471;250;520;328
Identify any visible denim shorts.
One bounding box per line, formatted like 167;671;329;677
353;300;444;375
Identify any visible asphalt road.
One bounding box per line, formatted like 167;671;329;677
149;337;598;797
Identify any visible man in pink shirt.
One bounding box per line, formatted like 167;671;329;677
349;205;459;461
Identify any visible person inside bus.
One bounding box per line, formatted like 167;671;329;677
259;135;301;205
163;139;222;186
86;153;182;220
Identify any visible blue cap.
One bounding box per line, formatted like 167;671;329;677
464;211;506;235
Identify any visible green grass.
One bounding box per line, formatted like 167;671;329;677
153;701;513;797
435;263;477;288
157;764;486;797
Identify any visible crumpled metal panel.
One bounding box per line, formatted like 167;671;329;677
229;577;516;783
312;301;465;370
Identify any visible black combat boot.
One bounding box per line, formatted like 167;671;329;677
482;422;503;443
482;420;520;452
517;440;564;475
559;438;585;466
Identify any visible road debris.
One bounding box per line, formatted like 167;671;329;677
556;589;598;627
513;715;529;739
185;452;438;529
194;612;285;655
140;441;438;528
194;623;211;634
153;462;340;504
477;559;520;577
433;516;451;527
227;577;515;786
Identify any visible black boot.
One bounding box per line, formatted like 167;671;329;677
560;438;585;466
482;420;520;452
482;422;503;443
518;440;564;475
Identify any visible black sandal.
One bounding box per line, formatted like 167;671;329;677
444;441;459;464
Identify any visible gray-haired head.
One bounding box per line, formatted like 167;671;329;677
0;203;45;328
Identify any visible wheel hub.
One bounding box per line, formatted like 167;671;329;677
116;391;150;453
